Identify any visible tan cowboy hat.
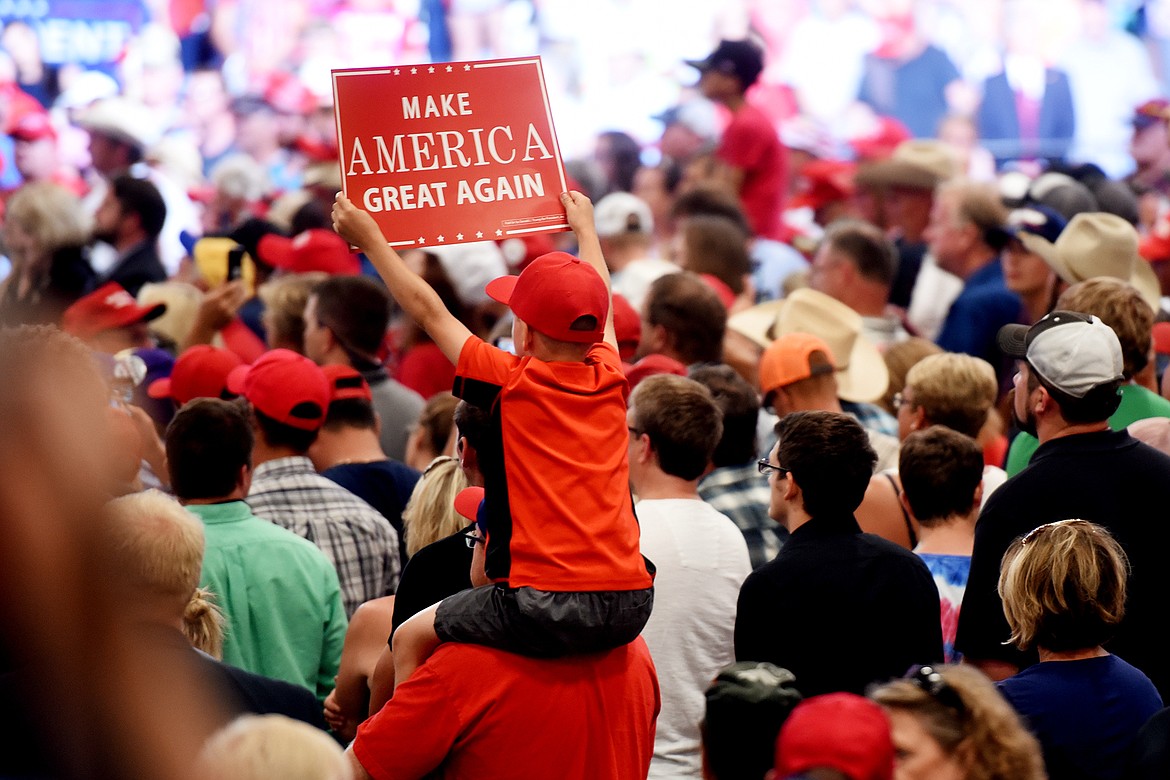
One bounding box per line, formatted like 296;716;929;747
1048;212;1161;311
728;288;889;403
74;96;161;152
854;140;959;191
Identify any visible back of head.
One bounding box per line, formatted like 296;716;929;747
258;271;329;353
104;489;205;612
703;662;803;780
898;427;984;525
1056;277;1152;379
998;519;1128;652
402;456;469;557
629;374;723;480
5;181;90;254
937;179;1009;248
671;185;754;237
311;275;391;366
904;352;997;438
879;337;943;415
773;693;894;780
680;214;751;295
869;665;1045;780
775;411;876;517
644;271;727;365
821;219;899;288
166;398;253;501
197;714;352;780
111;174;167;238
690;363;761;467
413;391;459;456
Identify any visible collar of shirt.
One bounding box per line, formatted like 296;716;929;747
185;499;252;525
253;456;316;480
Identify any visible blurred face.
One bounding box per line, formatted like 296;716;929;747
3;218;39;269
924;191;969;274
1012;362;1039;437
92;189;124;246
808;243;852;301
894;385;918;441
1002;239;1055;298
87;131;128;176
1130;123;1169;168
88;322;151;354
301;295;330;363
13;137;57;180
764;441;789;524
886;709;966;780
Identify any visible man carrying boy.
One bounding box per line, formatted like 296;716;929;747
333;190;655;687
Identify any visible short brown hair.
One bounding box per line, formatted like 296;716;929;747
644;272;727;365
821;219;898;286
998;519;1128;652
630;374;723;480
898;427;983;525
1056;277;1152;378
680;215;751;295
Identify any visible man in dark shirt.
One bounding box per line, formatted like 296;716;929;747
956;311;1170;698
734;410;941;697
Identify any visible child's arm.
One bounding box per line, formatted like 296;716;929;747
561;191;617;352
333;195;473;363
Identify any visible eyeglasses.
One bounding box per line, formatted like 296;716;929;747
891;392;914;410
757;459;790;478
462;529;485;549
906;665;967;717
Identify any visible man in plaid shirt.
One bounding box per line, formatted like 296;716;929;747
230;349;400;617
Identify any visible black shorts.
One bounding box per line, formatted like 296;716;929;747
434;584;654;658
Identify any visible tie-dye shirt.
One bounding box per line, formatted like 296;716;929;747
916;553;972;663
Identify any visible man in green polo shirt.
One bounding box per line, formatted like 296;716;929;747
165;397;347;702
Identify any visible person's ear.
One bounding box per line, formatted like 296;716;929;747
971;480;984;512
909;404;927;432
239;463;252;495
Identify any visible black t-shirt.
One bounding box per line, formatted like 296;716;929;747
956;430;1170;698
390;528;474;638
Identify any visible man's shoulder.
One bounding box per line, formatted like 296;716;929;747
430;636;654;677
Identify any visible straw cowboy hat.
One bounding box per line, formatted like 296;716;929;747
854;139;959;191
1048;212;1161;311
728;288;889;403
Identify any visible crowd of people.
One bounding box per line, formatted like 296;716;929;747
10;4;1170;779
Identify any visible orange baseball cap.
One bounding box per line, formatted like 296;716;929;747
759;332;838;396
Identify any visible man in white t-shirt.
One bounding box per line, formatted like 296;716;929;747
627;373;752;779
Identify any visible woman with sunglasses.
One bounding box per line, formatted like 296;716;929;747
869;664;1044;780
996;520;1162;780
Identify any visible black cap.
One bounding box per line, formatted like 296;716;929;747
686;39;765;88
996;310;1094;359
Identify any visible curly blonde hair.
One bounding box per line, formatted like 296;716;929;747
869;665;1046;780
998;519;1128;652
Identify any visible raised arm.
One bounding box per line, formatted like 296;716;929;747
560;190;617;351
333;195;473;363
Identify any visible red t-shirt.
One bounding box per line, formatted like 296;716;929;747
452;337;652;592
353;639;660;780
718;102;787;241
396;341;455;401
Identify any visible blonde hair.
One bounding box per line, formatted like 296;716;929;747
258;271;328;353
4;182;91;261
880;337;942;415
402;456;469;557
870;665;1045;780
197;714;352;780
904;352;998;438
998;519;1128;652
184;586;226;659
104;490;205;611
138;281;203;349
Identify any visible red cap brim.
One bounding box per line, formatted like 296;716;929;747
225;364;251;395
485;275;518;307
146;377;172;399
454;486;485;522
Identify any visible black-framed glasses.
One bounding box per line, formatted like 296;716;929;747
462;529;485;549
906;665;966;717
892;391;912;410
757;459;790;478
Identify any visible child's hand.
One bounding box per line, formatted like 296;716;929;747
333;194;385;251
560;190;596;237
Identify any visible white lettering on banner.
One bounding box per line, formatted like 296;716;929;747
456;174;545;204
402;93;474;120
363;174;545;211
363;182;450;212
347;125;552;175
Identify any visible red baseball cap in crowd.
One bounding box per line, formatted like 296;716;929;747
790;159;857;211
257;229;361;275
62;282;166;340
226;349;330;431
321;363;373;403
148;345;243;404
612;292;642;361
485;251;608;343
11;111;57;143
773;693;894;780
624;353;688;390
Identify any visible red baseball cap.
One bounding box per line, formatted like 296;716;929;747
226;349;330;431
790;159;856;211
258;229;361;275
624;353;688;390
454;485;485;523
62;282;166;339
321;363;372;402
773;693;894;780
11;111;57;143
147;345;243;404
485;251;608;343
612;292;642;360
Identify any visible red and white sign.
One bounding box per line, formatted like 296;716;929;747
332;57;569;248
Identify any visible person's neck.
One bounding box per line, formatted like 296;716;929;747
114;232;148;255
955;248;996;281
840;282;893;318
632;470;702;501
784;506;813;534
1020;286;1054;324
913;513;976;556
251;441;303;467
603;241;651;273
312;428;388;470
182;489;247;506
1038;646;1108;662
1038;418;1111;444
721;92;746;112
